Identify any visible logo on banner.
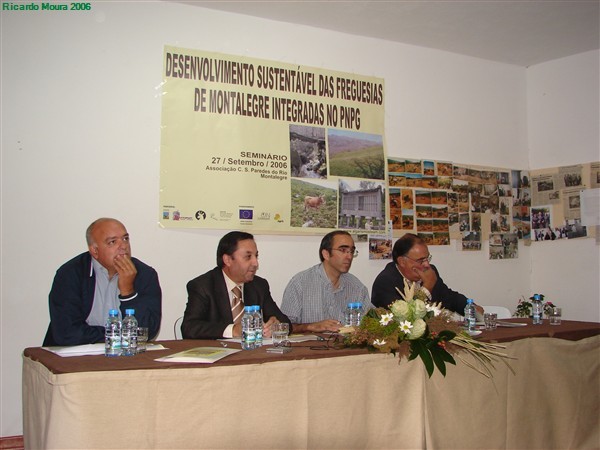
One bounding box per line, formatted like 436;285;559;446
195;210;206;220
239;209;253;220
163;211;170;220
173;211;181;221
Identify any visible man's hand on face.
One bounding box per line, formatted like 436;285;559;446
114;254;137;296
413;265;437;292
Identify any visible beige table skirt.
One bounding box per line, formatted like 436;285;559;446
23;335;599;449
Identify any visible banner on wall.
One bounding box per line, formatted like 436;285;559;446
159;46;386;233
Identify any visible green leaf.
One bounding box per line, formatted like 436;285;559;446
438;330;456;341
431;347;447;376
419;347;434;377
412;340;434;377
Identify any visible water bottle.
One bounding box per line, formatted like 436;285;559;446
344;303;354;326
464;299;476;332
351;302;363;327
241;306;255;350
252;305;263;348
121;309;138;356
532;294;543;325
105;309;122;357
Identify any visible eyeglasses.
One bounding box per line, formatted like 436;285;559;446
402;254;432;264
332;247;359;258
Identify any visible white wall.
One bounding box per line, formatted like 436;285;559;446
527;50;600;321
0;2;595;437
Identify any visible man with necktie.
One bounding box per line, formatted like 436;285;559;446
181;231;291;339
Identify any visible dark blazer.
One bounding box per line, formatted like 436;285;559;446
371;262;468;314
43;252;162;346
182;267;291;339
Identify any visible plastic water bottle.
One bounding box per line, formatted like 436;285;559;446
241;306;255;350
121;309;138;356
105;309;122;357
351;302;363;326
532;294;543;325
464;299;476;332
252;305;263;348
344;303;354;326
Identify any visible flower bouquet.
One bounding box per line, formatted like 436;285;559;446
344;280;514;378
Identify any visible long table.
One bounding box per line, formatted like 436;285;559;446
23;320;600;449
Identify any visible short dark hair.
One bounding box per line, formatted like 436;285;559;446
319;230;352;262
392;233;424;261
216;231;254;268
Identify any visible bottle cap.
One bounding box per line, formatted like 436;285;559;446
467;298;474;304
244;306;252;312
254;305;260;311
125;309;135;315
109;309;118;316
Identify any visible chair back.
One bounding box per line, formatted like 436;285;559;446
174;316;184;340
481;306;512;319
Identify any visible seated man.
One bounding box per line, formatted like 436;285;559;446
182;231;290;339
43;218;162;346
371;233;482;315
281;230;372;333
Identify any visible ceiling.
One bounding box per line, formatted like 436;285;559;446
180;0;600;67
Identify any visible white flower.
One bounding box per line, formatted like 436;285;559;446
399;320;414;334
373;339;387;346
426;302;443;317
379;313;394;326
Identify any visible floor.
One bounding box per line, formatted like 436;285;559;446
0;436;24;450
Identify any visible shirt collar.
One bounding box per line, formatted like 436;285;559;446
91;257;113;279
222;270;242;292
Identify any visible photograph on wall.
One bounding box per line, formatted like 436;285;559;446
338;179;385;231
289;125;327;178
437;161;453;176
159;46;385;233
512;206;531;240
489;233;518;259
290;178;337;228
590;163;600;189
558;165;583;189
531;206;553;241
368;236;392;260
462;231;481;251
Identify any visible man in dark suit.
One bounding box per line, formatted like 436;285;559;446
182;231;291;339
371;233;483;315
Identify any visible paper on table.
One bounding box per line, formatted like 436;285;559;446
155;347;240;363
219;334;321;345
496;321;528;327
43;343;167;357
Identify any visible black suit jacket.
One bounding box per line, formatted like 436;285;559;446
182;267;291;339
371;262;468;314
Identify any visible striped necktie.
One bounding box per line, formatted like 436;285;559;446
231;286;244;324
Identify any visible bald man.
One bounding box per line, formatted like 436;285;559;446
43;218;162;346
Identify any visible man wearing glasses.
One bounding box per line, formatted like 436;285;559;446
281;230;372;332
371;233;482;315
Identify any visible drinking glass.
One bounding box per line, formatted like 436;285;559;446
549;307;562;325
484;312;497;330
271;323;290;347
136;327;149;353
